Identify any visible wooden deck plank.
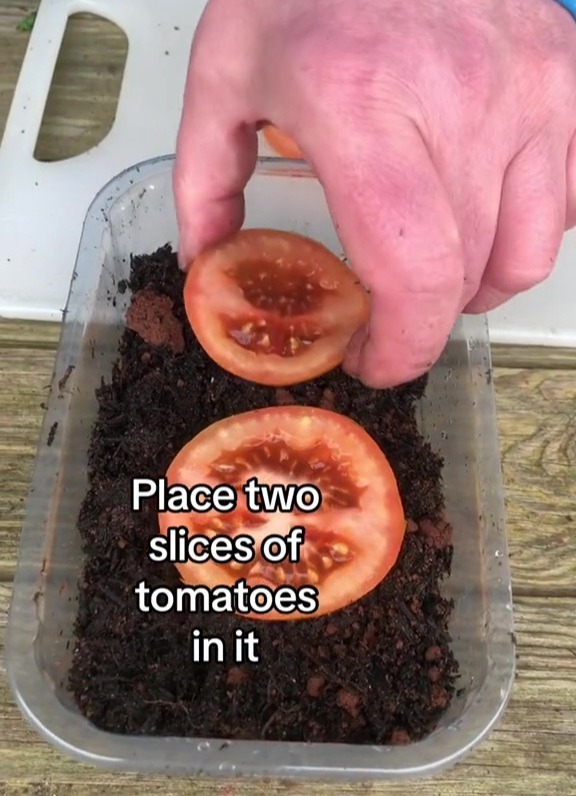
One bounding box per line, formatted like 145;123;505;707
491;343;576;369
493;368;576;595
0;321;62;350
0;1;40;143
0;347;56;580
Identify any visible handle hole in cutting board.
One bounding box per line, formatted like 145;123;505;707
34;13;127;162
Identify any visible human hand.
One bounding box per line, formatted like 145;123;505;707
173;0;576;388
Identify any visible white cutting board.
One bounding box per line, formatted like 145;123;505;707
1;0;575;347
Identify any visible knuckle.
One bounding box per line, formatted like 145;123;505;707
287;24;415;120
288;32;358;114
519;50;576;123
494;261;555;294
538;57;576;110
449;22;500;95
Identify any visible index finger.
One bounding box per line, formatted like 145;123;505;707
173;2;261;267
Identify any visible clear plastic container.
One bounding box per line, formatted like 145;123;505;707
6;155;515;781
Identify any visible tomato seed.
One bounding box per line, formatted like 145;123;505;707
234;262;326;317
307;568;320;585
329;542;352;563
212;463;237;476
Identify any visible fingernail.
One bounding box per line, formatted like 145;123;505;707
177;250;189;272
177;237;196;272
342;324;368;375
341;359;358;379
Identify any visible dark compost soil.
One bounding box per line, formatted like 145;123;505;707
68;244;459;744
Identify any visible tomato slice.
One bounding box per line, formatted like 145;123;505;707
158;406;406;621
262;124;303;159
183;229;370;386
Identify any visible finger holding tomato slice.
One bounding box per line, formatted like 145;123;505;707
183;229;371;386
158;406;406;621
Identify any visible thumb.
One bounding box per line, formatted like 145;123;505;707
311;116;465;388
173;2;260;269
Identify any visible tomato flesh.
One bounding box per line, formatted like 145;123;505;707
158;406;406;621
184;229;370;386
262;124;303;159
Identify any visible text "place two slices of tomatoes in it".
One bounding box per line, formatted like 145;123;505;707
183;229;370;386
158;406;406;621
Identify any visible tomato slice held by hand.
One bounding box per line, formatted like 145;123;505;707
262;124;303;159
158;406;406;621
183;229;370;386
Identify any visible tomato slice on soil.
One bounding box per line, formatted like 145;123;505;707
262;124;303;159
158;406;406;621
183;229;370;386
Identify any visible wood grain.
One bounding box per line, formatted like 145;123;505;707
33;12;127;161
0;1;39;142
0;320;62;350
1;581;574;794
491;343;576;370
0;347;56;579
495;369;576;596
